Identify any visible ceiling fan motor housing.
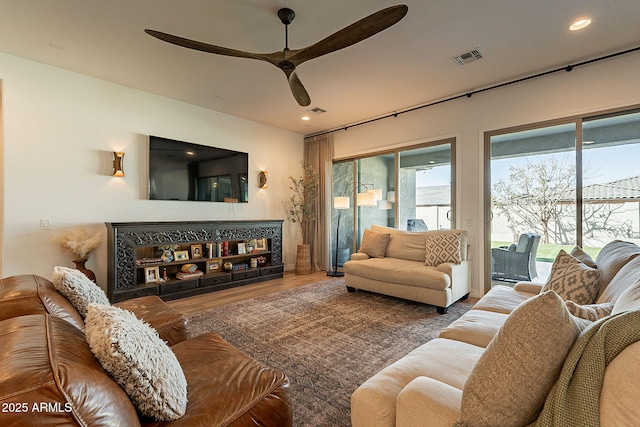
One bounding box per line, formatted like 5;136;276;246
278;8;295;25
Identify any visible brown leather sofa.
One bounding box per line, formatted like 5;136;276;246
0;274;292;427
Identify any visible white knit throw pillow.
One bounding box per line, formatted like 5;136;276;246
52;266;110;318
85;304;188;421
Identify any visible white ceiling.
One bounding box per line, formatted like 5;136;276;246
1;1;639;136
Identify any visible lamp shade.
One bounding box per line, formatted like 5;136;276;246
357;191;377;206
334;196;350;209
368;188;382;202
387;191;396;203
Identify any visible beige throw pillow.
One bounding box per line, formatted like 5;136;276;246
358;228;390;258
424;232;462;266
570;245;597;268
455;291;585;427
52;265;110;318
611;275;640;315
541;250;600;305
565;300;614;321
85;304;188;421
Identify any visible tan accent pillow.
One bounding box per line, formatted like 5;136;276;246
358;228;390;258
541;250;600;305
424;232;462;266
52;266;110;318
565;300;614;321
570;246;597;268
455;291;585;427
85;304;188;421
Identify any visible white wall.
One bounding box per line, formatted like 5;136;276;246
333;53;640;298
0;52;304;288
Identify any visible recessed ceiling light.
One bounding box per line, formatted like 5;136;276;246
570;18;592;31
301;115;311;121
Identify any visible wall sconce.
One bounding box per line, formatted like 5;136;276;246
113;152;125;177
258;171;268;188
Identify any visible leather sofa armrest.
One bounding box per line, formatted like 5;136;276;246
513;281;545;294
114;295;189;346
350;253;370;261
396;377;462;427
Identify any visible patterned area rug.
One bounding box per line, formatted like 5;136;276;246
187;278;473;427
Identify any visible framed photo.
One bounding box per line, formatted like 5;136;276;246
255;238;267;251
206;259;221;273
191;244;203;259
174;250;189;261
144;266;160;284
237;242;246;254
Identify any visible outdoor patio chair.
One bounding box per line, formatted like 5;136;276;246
407;219;428;231
491;232;541;282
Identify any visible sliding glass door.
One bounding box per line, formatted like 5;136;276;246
486;108;640;290
331;139;454;270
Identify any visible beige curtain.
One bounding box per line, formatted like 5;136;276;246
304;133;334;272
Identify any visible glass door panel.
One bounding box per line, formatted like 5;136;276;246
489;123;577;284
356;155;395;250
331;161;355;271
582;110;640;256
398;144;453;231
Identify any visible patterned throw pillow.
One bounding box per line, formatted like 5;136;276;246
52;266;110;318
424;232;462;266
541;250;600;305
454;291;586;427
358;228;391;258
565;300;614;321
85;304;188;421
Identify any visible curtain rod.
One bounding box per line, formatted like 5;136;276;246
304;45;640;140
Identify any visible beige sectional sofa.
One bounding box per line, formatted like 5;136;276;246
344;225;471;313
351;240;640;427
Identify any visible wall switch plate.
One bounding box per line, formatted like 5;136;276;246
40;218;52;230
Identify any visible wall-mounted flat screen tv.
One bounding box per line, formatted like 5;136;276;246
148;135;248;202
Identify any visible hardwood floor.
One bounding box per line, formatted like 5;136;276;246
166;271;330;314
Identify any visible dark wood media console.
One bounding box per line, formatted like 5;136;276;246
105;220;284;303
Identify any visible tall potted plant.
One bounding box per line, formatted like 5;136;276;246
286;161;319;274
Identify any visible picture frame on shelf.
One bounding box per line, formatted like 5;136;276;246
255;238;267;251
144;266;160;284
191;244;203;259
174;250;189;261
206;259;221;273
237;242;246;254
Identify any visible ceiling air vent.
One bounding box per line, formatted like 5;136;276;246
452;48;483;66
310;107;327;114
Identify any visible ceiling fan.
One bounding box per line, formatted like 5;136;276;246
145;4;408;106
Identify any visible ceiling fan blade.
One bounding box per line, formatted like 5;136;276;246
287;70;311;106
145;29;267;61
288;4;408;65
